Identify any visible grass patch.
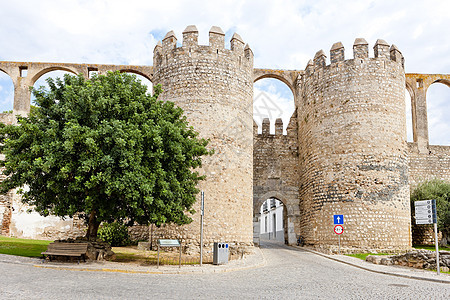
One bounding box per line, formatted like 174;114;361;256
414;245;450;252
346;253;391;260
112;246;211;265
0;236;51;258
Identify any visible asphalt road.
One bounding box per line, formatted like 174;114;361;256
1;241;449;299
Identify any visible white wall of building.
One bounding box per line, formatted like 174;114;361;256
9;193;76;240
259;198;284;242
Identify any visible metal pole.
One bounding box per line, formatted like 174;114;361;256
434;222;440;275
157;244;160;269
338;235;341;255
179;242;182;269
150;224;153;250
200;191;204;266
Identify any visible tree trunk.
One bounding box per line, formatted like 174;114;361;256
439;232;448;247
86;210;100;240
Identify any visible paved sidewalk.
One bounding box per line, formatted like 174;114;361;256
295;246;450;284
0;248;266;275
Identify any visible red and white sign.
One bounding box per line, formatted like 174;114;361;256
334;225;344;235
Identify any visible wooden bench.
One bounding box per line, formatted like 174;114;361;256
41;242;88;263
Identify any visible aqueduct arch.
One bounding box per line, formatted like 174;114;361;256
0;61;153;118
253;68;302;97
405;73;450;152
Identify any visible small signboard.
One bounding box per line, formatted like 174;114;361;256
158;239;181;247
415;199;437;225
333;215;344;225
157;239;181;268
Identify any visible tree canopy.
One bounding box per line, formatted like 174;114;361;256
0;71;211;239
411;178;450;246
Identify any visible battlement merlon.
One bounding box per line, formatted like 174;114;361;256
353;38;369;59
307;38;404;71
209;26;225;49
182;25;199;48
162;30;177;52
330;42;344;64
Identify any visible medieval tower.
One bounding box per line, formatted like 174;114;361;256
297;39;411;250
151;26;255;252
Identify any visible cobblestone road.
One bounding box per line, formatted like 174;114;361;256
1;241;449;299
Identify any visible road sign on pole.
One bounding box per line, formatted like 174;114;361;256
333;215;344;225
334;225;344;255
334;225;344;235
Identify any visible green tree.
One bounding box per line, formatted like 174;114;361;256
0;71;211;240
411;179;450;246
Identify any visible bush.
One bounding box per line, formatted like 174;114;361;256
98;222;130;246
411;179;450;246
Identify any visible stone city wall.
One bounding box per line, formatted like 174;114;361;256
408;143;450;187
0;28;449;253
407;143;450;245
253;115;299;245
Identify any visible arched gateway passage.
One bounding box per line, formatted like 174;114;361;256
253;193;290;246
252;69;301;246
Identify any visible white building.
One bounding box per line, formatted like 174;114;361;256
259;198;284;243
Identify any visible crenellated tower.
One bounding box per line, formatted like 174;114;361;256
152;26;254;253
298;38;411;252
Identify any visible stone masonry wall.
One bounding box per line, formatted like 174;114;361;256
408;143;450;245
253;115;299;245
297;39;411;251
151;26;254;254
408;143;450;186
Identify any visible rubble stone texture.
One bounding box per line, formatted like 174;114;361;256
366;249;450;271
151;26;254;253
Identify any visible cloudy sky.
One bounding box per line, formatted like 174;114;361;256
0;0;449;144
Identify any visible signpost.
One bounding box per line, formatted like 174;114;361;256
415;199;440;275
333;215;344;255
200;191;205;266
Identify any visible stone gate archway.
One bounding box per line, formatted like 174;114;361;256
253;191;297;246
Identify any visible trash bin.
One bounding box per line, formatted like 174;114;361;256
213;242;229;265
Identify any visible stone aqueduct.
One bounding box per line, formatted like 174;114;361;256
1;62;449;153
1;25;450;253
2;62;449;152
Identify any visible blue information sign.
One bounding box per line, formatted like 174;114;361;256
334;215;344;225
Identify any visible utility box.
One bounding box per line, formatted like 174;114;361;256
213;242;229;265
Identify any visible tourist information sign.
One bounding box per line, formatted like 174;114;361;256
414;199;440;275
415;199;437;225
157;239;182;268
